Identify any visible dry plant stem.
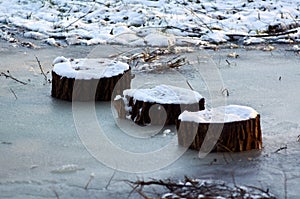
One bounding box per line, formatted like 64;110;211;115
186;80;194;91
64;3;95;30
274;145;287;153
0;72;27;85
222;153;229;164
128;183;149;199
105;170;116;190
126;182;141;199
84;175;94;190
9;88;17;100
51;187;59;199
127;178;275;199
35;56;48;82
283;170;288;199
187;8;214;33
227;29;297;38
162;25;204;37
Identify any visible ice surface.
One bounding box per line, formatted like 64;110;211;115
52;57;129;79
1;44;300;198
179;105;258;123
122;84;203;104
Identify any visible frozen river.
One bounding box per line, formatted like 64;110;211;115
0;41;300;198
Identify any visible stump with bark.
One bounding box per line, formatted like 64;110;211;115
51;57;131;101
176;105;262;152
114;85;205;125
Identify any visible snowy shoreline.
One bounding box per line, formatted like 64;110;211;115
0;0;300;48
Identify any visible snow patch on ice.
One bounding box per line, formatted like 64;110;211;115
51;164;84;174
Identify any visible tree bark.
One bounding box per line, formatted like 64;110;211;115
51;69;131;101
176;115;262;152
114;96;205;126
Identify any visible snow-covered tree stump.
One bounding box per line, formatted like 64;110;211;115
114;85;205;125
51;57;131;101
176;105;262;152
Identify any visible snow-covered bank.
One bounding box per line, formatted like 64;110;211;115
0;0;300;47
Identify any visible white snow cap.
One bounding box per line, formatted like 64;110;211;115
179;105;258;123
123;85;203;104
52;56;129;80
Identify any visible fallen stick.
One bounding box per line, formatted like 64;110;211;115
35;56;48;82
9;88;17;100
0;71;27;85
274;145;287;153
227;29;298;39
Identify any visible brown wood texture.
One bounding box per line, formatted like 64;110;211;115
51;69;131;101
115;96;205;126
176;115;262;152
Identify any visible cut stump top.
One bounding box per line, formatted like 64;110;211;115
118;84;204;105
52;56;130;80
179;105;259;124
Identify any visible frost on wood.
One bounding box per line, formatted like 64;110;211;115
51;57;131;101
177;105;262;152
114;85;205;125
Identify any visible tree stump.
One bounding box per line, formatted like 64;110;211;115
51;57;131;101
176;105;262;152
114;85;205;125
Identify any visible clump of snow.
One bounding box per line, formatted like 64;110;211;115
201;31;229;44
52;56;129;80
179;105;258;123
50;164;84;174
162;129;174;137
244;37;266;45
122;84;203;104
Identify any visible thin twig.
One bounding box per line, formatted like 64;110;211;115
221;88;229;96
9;88;17;100
188;8;214;33
64;4;95;30
51;187;60;199
274;145;287;153
127;178;276;198
225;59;231;65
167;55;186;68
126;181;141;199
283;170;288;199
162;25;204;37
186;80;194;91
216;143;233;152
227;29;298;39
84;173;95;190
105;170;116;190
35;56;48;82
231;171;236;186
1;141;12;145
0;71;27;85
129;183;149;199
222;153;229;164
